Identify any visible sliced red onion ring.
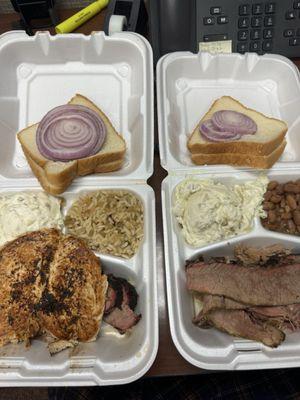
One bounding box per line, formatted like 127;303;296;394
212;110;257;135
200;120;242;142
36;104;107;161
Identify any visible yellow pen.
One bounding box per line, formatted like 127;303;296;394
55;0;109;34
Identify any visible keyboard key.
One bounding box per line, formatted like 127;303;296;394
238;30;249;41
210;6;221;14
203;34;229;42
265;3;276;13
284;29;295;37
293;1;300;9
286;11;296;19
289;37;300;45
297;28;300;36
238;17;249;28
262;40;273;51
203;17;215;25
237;42;248;53
251;29;261;40
217;16;229;24
264;16;274;26
251;16;262;27
263;28;273;39
250;41;261;52
239;4;250;15
252;3;263;14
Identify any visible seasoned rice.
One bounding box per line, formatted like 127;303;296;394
65;190;144;259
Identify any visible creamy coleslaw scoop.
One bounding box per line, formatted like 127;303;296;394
0;191;64;246
172;176;268;247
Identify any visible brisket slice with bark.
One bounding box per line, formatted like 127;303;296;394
197;295;300;332
104;275;123;314
104;305;141;333
251;304;300;331
186;261;300;306
194;309;285;348
200;294;244;315
104;275;141;334
186;248;300;347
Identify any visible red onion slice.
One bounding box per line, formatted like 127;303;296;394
212;110;257;135
200;120;242;142
36;104;107;161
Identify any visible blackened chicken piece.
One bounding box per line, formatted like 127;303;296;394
0;229;108;348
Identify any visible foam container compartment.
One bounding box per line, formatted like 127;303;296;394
0;30;153;183
157;51;300;172
0;183;157;385
0;32;157;385
162;169;300;370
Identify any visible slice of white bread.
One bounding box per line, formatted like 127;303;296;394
17;94;126;192
26;153;124;195
191;139;286;169
188;96;288;156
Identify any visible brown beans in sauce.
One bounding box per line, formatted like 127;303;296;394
286;195;297;210
261;179;300;236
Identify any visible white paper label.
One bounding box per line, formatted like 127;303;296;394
199;40;232;54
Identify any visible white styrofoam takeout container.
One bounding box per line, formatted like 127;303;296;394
157;51;300;172
0;32;158;385
0;30;153;183
157;51;300;370
162;169;300;370
0;183;158;386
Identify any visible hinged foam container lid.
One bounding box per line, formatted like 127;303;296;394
0;30;153;186
156;51;300;174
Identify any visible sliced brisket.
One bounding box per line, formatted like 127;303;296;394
104;305;141;334
104;275;123;314
196;309;285;348
251;304;300;331
201;294;244;315
233;244;298;267
197;295;300;333
117;278;138;311
104;275;141;333
186;261;300;306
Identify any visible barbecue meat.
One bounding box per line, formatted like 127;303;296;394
104;305;141;333
186;246;300;347
104;275;141;333
196;295;300;333
186;260;300;306
105;275;123;314
199;294;300;330
195;309;285;348
251;304;300;331
0;229;108;347
200;294;243;315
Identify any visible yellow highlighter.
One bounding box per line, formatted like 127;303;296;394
55;0;109;34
